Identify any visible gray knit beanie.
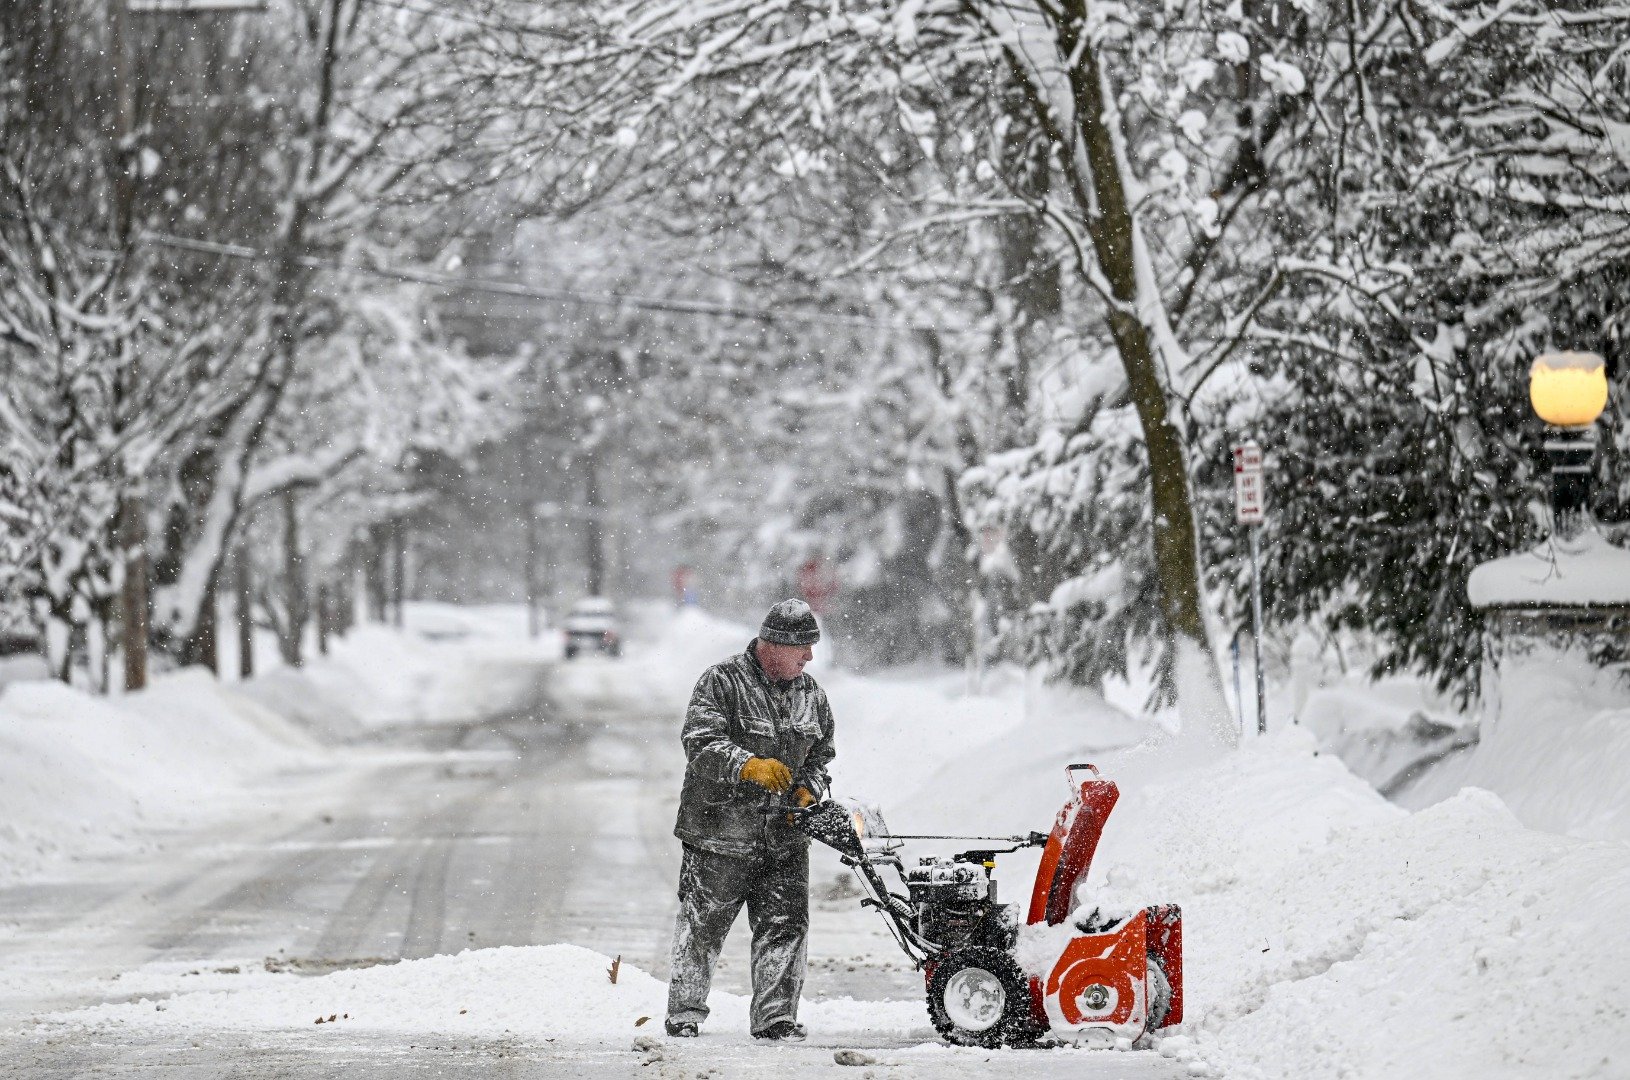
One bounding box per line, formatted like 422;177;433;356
758;598;820;646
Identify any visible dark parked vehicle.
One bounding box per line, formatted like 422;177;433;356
563;597;621;658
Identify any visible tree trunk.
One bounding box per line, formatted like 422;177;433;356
153;430;237;670
179;571;219;673
363;526;386;622
917;329;980;666
234;548;254;680
119;491;149;692
390;519;406;628
280;489;306;667
339;554;357;632
316;582;331;656
86;612;110;695
525;508;541;638
1045;6;1232;745
996;89;1056;435
43;613;71;683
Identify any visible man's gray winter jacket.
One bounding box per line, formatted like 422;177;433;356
674;641;836;858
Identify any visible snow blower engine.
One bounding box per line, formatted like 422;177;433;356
787;763;1182;1048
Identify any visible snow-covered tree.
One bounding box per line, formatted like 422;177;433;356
242;278;520;667
0;10;261;683
1;2;513;682
141;0;484;669
1204;0;1630;696
463;0;1381;739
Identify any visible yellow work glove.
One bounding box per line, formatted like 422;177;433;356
740;756;794;794
786;786;817;826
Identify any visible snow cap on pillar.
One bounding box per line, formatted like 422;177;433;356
759;598;820;646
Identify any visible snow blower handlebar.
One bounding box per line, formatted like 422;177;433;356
886;832;1049;850
770;803;1050;857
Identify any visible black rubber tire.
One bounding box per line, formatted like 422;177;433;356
1146;959;1173;1031
926;947;1036;1048
564;644;578;659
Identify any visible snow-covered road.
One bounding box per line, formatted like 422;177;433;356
0;648;1187;1078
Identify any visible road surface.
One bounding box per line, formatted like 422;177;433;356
0;643;1188;1078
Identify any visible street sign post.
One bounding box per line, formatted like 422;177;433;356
1233;442;1267;735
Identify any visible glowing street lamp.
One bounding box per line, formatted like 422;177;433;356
1530;351;1608;427
1530;351;1608;539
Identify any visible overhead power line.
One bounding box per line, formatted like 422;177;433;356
0;208;968;334
126;0;266;13
139;229;967;335
359;0;579;40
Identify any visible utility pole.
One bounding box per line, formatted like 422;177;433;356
111;0;148;692
112;0;265;691
583;460;606;598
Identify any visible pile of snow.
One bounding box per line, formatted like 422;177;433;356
1094;734;1630;1078
240;604;554;736
900;718;1630;1080
1298;674;1477;795
0;672;322;882
400;601;540;643
1289;633;1630;846
1398;648;1630;843
0;653;49;693
1202;793;1630;1079
840;668;1148;840
622;604;754;712
62;944;924;1041
1467;529;1630;608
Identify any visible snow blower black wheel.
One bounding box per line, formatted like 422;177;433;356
927;947;1034;1048
1146;959;1173;1032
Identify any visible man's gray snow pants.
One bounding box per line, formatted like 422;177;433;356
666;843;809;1035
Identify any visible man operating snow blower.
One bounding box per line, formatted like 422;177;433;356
665;598;835;1043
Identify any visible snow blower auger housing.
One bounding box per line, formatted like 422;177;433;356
788;763;1183;1048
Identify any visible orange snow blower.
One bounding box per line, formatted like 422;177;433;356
789;763;1182;1047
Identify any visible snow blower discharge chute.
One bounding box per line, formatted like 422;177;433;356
786;763;1182;1048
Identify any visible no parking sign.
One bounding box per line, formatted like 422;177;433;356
1233;442;1265;526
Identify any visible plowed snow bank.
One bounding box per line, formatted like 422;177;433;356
0;673;321;881
60;944;925;1040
